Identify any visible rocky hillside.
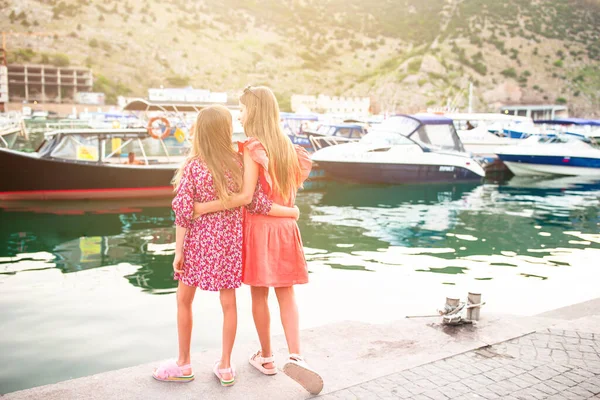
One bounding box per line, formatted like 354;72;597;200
2;0;600;115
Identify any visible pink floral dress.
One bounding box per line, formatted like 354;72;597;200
171;158;273;291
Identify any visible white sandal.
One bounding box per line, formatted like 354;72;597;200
283;353;324;395
249;350;278;375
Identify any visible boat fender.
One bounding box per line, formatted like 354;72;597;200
147;117;171;140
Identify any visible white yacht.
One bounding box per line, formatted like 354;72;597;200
311;115;485;184
496;135;600;176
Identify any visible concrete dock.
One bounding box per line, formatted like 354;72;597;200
4;299;600;399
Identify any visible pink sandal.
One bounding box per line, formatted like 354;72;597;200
152;360;194;383
213;360;236;386
249;350;278;375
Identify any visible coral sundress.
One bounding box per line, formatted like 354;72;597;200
239;138;312;287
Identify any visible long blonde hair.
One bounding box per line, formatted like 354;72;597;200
172;105;242;203
240;86;301;201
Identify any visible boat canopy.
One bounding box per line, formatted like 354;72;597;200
44;128;149;138
122;98;222;112
409;114;454;125
37;128;185;165
366;115;465;152
322;123;365;129
535;118;600;126
280;112;319;121
312;123;366;138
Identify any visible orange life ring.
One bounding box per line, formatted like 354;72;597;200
147;117;170;140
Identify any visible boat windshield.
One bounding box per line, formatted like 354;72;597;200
413;124;466;152
360;130;416;146
374;116;420;136
317;125;337;136
50;134;100;161
47;132;189;163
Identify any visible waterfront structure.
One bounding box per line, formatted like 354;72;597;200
7;64;93;104
500;104;568;120
74;92;105;105
147;87;227;104
291;94;370;115
0;65;8;107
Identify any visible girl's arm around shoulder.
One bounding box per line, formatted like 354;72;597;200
246;182;299;219
193;149;259;217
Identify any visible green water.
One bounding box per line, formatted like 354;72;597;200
1;177;600;394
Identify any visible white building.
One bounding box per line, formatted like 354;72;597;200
500;105;568;120
0;66;9;106
291;94;370;116
75;92;105;105
148;87;227;104
291;95;318;112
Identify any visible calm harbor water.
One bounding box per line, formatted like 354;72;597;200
1;177;600;393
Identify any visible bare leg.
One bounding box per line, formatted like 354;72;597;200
177;281;196;375
251;286;274;369
275;286;300;355
277;287;323;395
219;288;237;381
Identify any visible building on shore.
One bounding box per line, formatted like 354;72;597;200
0;66;8;109
148;87;227;104
500;104;568;120
291;94;370;116
6;64;93;104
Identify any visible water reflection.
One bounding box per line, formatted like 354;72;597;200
1;176;599;290
0;198;178;293
300;179;600;263
303;182;482;249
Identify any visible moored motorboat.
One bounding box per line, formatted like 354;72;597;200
496;135;600;176
311;115;485;184
0;128;184;200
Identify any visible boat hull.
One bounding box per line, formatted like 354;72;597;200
314;161;483;184
0;148;177;200
500;154;600;176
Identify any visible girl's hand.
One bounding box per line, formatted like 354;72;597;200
293;206;300;221
173;252;184;274
192;202;206;219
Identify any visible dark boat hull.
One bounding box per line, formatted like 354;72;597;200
0;149;176;200
315;161;483;184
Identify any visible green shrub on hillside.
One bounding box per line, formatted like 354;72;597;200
407;58;422;74
7;48;36;63
501;68;518;78
166;75;190;86
93;74;132;105
51;53;70;67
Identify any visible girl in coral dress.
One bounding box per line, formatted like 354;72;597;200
193;87;323;395
152;105;298;386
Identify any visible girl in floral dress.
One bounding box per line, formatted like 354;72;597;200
193;87;324;395
152;105;298;386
